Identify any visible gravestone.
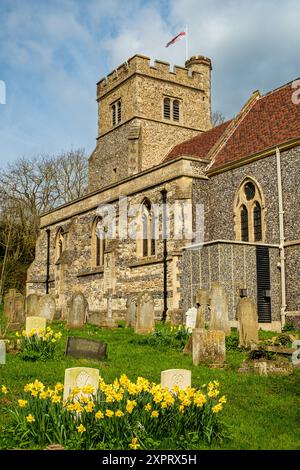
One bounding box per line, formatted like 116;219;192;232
4;289;25;323
161;369;191;391
25;316;46;335
194;288;209;328
185;307;197;333
209;283;231;336
68;292;87;328
63;367;99;401
0;340;6;365
37;295;56;321
65;337;107;361
135;292;155;334
26;294;40;317
237;297;259;348
192;329;226;365
126;295;137;328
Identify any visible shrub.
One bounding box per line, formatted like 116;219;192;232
16;327;62;361
132;324;191;351
2;376;227;449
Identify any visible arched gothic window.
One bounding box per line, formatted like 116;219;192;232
140;200;156;258
55;228;64;261
91;217;106;268
234;178;265;242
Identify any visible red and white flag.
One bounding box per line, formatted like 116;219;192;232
166;31;186;48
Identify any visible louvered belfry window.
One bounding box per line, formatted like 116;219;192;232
163;98;171;119
173;100;180;121
163;97;180;122
111;100;121;127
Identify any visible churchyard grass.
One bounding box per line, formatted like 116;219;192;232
0;306;299;450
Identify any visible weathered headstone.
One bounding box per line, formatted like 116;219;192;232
161;369;191;391
25;316;46;335
135;292;155;334
192;328;226;365
63;367;99;401
126;295;137;328
0;340;6;365
65;337;107;361
37;295;56;321
4;289;25;323
195;288;209;328
68;292;87;328
26;294;40;317
237;297;259;348
185;307;197;333
209;283;231;336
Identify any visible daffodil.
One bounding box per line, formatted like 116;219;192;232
77;424;86;434
18;399;28;408
129;437;140;450
1;385;8;395
212;403;222;413
26;414;35;423
144;403;152;412
95;410;104;420
115;409;124;418
151;410;159;418
105;409;114;418
51;395;61;404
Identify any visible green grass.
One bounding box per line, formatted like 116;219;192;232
0;307;299;450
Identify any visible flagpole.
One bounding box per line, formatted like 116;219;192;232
185;24;188;63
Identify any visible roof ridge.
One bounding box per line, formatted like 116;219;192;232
205;91;261;171
261;78;300;99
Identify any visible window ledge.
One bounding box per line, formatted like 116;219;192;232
129;257;163;268
77;267;104;278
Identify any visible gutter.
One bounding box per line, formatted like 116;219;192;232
276;147;287;327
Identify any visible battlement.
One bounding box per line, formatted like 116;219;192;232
97;54;211;99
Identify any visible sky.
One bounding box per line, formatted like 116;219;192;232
0;0;299;167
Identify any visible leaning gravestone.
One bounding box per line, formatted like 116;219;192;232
209;283;231;336
0;340;6;365
25;316;46;335
63;367;99;401
68;293;87;328
26;294;40;317
161;369;191;391
185;307;197;333
237;297;259;348
37;295;56;321
135;292;155;334
192;328;226;365
65;337;107;361
126;295;137;328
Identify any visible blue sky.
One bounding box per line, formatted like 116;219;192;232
0;0;299;167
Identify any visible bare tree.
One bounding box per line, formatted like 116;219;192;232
0;149;88;293
212;111;226;127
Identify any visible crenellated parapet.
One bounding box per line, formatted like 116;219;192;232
97;54;211;99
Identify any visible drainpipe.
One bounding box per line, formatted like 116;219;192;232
161;189;168;323
46;229;51;294
276;147;287;327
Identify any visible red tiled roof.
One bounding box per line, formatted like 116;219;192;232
164;120;232;162
164;80;300;170
209;82;300;169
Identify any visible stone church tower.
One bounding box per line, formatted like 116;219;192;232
88;54;212;191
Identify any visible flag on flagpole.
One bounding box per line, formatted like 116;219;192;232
166;31;186;48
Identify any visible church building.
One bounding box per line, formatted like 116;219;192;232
27;54;300;331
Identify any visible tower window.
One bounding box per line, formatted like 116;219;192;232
173;100;180;121
163;97;181;122
111;100;122;127
163;98;171;120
